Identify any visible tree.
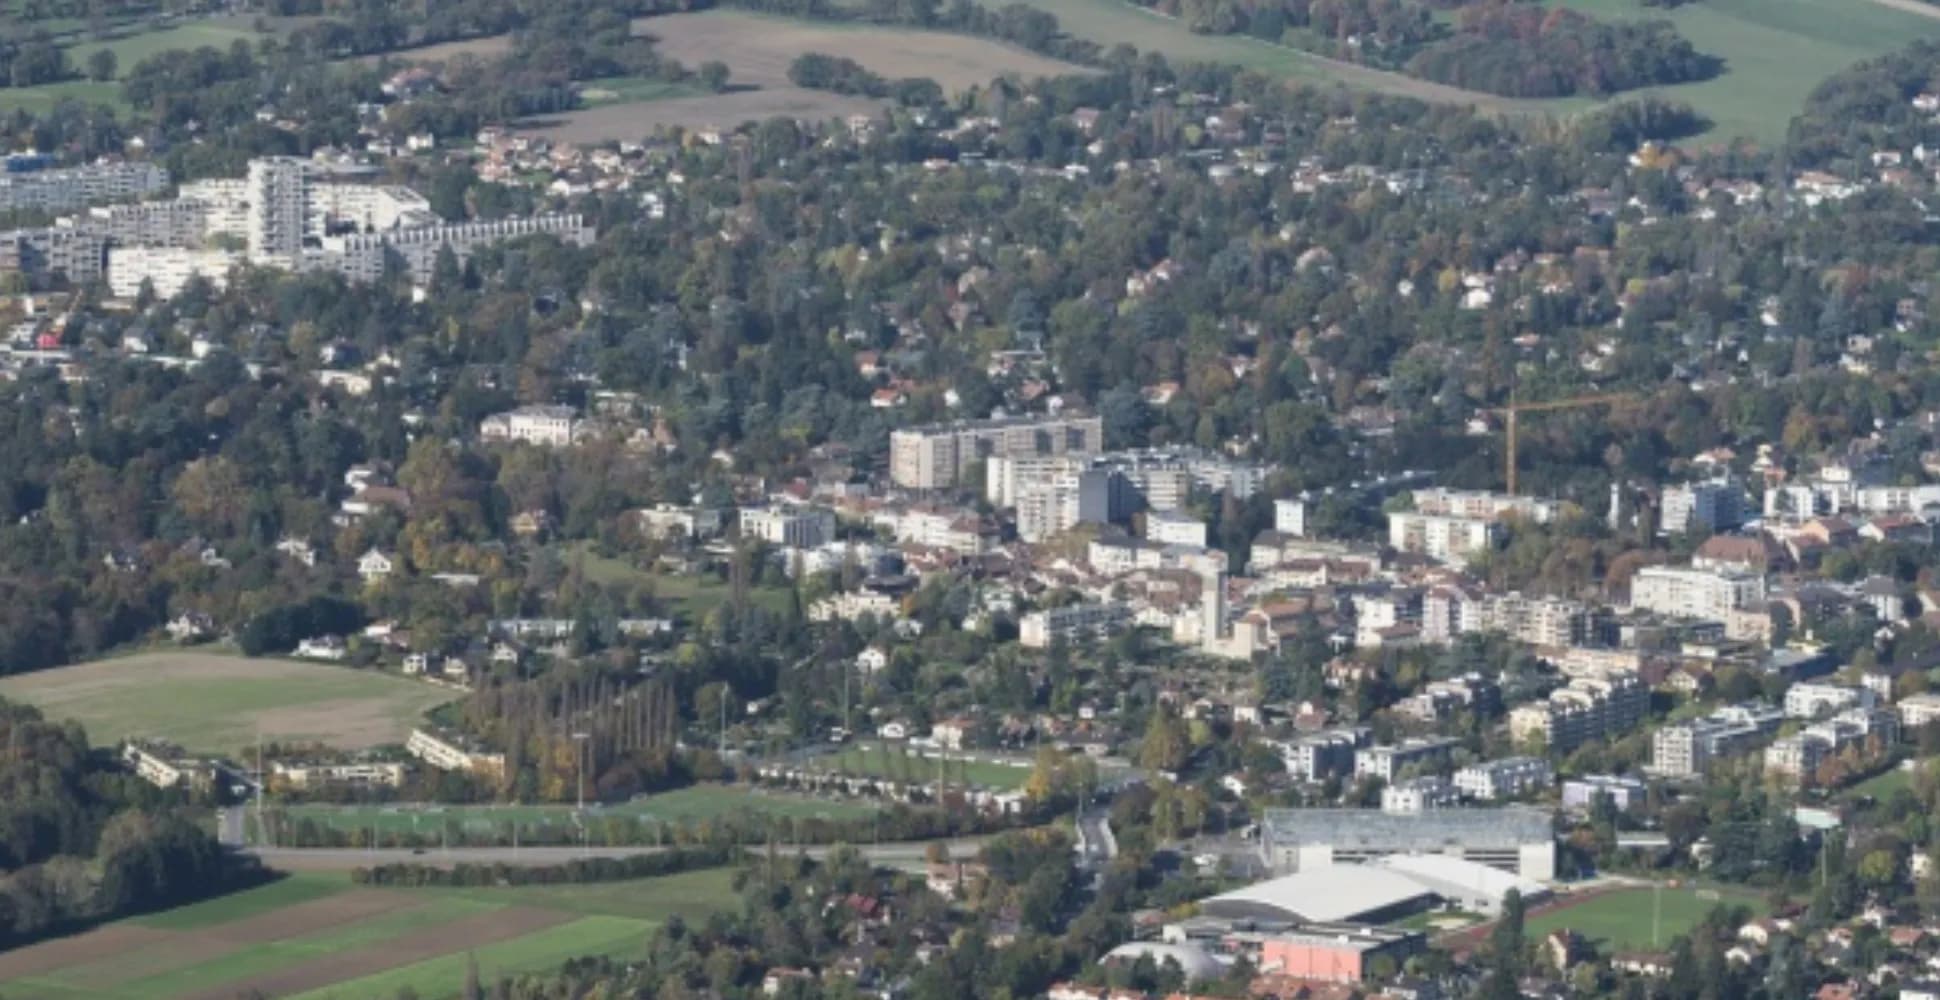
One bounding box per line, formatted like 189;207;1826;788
697;60;731;92
87;48;117;82
1137;705;1189;772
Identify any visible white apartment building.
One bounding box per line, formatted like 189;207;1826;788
1411;488;1559;524
1454;756;1552;801
1274;497;1308;537
1899;693;1940;730
0;160;167;213
1144;510;1208;548
1649;704;1784;779
1388;512;1500;564
879;506;994;555
630;504;726;540
1019;601;1133;649
1355;738;1458;783
1279;729;1368;782
1508;672;1648;754
1475;592;1588;647
1381;776;1458;813
1659;478;1750;536
1783;681;1870;720
890;415;1103;490
1628;565;1765;621
739;505;836;549
1763;707;1899;782
106;246;244;299
404;728;506;777
479;405;580;447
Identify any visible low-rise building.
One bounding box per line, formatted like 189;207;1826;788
1382;776;1459;812
1355;737;1458;783
405;728;506;779
1507;672;1648;754
1561;774;1647;812
1650;703;1784;779
1454;756;1552;801
480;405;580;447
740;505;836;549
1019;601;1133;649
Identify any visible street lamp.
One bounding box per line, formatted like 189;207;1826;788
571;731;590;814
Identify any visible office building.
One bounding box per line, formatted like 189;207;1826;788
1257;806;1555;880
1649;703;1784;778
890;414;1103;490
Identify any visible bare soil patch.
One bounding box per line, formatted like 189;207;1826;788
528;89;886;142
358;34;513;65
180;906;573;1000
0;925;174;980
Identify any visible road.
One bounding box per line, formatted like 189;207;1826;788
241;838;988;871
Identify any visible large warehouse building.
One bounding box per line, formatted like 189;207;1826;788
1258;806;1555;881
1201;855;1552;925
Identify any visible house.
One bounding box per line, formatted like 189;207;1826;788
857;647;889;674
762;968;816;996
403;652;430;675
1543;930;1584;972
358;548;395;582
877;721;910;740
276;536;317;567
931;717;971;751
1612;952;1672;977
294;635;347;661
166;612;214;643
510;509;553;538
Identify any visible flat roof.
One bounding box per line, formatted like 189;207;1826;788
1260;807;1552;849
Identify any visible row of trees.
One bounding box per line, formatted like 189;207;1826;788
786;51;943;106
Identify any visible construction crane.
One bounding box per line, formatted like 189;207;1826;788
1492;391;1635;496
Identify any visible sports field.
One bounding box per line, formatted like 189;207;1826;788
1523;884;1768;951
0;652;456;755
266;784;880;843
814;742;1032;790
0;867;737;1000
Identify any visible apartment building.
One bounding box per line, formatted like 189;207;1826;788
877;505;995;555
1279;728;1370;782
1659;477;1751;536
404;728;506;778
1;226;109;284
1274;496;1308;537
1476;593;1592;648
1561;774;1647;812
890;414;1103;490
1145;510;1208;548
739;505;837;549
0;160;167;214
1453;756;1552;801
1388;511;1500;564
107;246;243;298
1382;776;1459;813
1899;693;1940;730
1649;703;1784;779
1763;707;1900;783
1507;672;1647;754
479;405;580;447
1395;673;1501;722
1783;681;1871;720
1019;601;1133;649
1411;489;1559;524
629;503;726;540
1629;565;1766;621
269;760;407;791
1355;737;1458;783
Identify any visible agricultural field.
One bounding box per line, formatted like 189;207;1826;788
527;8;1088;141
0;867;738;1000
355;33;514;66
64;21;259;78
813;741;1033;791
1523;884;1769;951
0;652;456;756
1546;0;1940;144
265;784;881;843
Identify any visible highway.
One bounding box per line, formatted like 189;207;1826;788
241;838;987;871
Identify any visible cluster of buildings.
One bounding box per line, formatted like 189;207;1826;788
1;153;592;297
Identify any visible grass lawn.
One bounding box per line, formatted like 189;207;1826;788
1525;884;1768;951
65;21;260;78
815;741;1031;790
579;75;707;107
562;542;793;618
271;784;879;840
1845;764;1915;801
0;651;457;755
401;865;742;922
0;79;124;114
284;915;654;1000
1545;0;1940;144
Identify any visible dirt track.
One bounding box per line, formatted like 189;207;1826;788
0;925;175;980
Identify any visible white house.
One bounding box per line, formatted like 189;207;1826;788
294;635;347;661
358;548;395;582
857;647;889;674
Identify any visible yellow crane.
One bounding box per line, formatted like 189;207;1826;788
1492;391;1635;495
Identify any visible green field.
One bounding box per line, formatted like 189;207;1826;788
815;742;1031;790
1548;0;1940;144
563;543;794;617
268;784;880;841
1525;884;1768;951
0;78;124;113
0;651;456;755
65;21;259;78
580;75;707;107
0;868;738;1000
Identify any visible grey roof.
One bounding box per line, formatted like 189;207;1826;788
1202;866;1439;923
1261;806;1552;850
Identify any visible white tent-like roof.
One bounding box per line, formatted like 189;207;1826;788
1199;865;1440;923
1367;853;1551;913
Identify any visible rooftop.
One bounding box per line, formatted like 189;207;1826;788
1260;806;1553;849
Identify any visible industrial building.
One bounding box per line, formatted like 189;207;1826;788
1203;854;1551;924
1258;806;1555;880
